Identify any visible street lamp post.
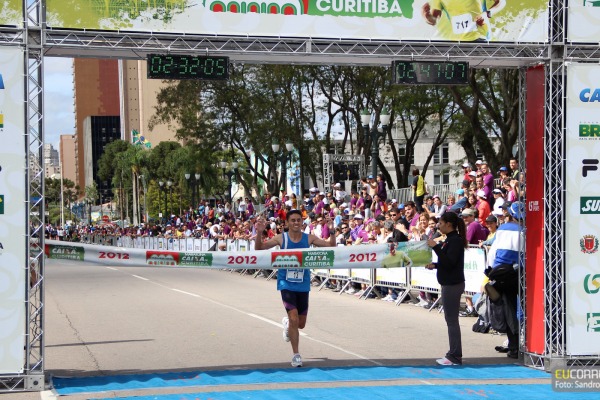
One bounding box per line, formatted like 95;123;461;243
159;180;165;224
194;173;201;211
167;180;173;220
139;175;148;223
361;107;390;178
272;141;294;195
220;161;238;203
185;173;191;211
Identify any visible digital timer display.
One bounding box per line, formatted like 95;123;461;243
147;54;229;80
392;61;469;85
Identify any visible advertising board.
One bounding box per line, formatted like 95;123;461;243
46;0;548;43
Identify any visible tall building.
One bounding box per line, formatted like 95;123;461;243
120;60;179;146
82;116;121;198
43;143;60;179
73;59;120;191
59;134;77;183
73;58;179;200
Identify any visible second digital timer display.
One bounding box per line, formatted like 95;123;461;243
147;54;229;80
392;61;469;85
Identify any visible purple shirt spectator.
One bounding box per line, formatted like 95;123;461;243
466;221;489;244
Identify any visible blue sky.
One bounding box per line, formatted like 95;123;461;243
44;57;75;149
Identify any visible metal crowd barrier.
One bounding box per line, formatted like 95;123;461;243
76;235;489;305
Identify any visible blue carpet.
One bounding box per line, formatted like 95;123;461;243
97;384;591;400
52;365;549;395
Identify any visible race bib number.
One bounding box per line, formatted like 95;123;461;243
286;269;304;282
451;13;475;34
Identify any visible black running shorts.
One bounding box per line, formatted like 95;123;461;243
281;289;309;315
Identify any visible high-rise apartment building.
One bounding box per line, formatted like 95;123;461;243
73;59;120;191
120;60;179;146
73;58;178;200
59;134;77;183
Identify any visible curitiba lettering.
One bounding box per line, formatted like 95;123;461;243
48;246;85;261
313;0;412;16
303;250;335;268
180;253;213;266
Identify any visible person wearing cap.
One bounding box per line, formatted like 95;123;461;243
480;214;499;247
254;210;335;368
425;211;468;366
333;183;347;203
461;208;488;244
475;160;483;171
485;202;525;359
476;190;491;227
450;189;468;213
411;168;427;213
461;162;472;180
349;213;369;244
491;189;505;216
467;170;477;183
498;166;509;180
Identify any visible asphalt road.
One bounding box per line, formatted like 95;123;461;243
12;259;518;399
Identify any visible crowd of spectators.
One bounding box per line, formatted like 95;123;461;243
46;160;523;306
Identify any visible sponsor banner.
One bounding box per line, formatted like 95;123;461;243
45;244;85;261
45;240;431;269
568;0;600;42
565;63;600;355
46;0;548;43
0;47;26;374
463;247;487;293
525;65;546;354
0;0;22;26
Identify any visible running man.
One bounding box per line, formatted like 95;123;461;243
422;0;504;41
254;210;335;367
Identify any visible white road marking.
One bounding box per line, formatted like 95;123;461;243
106;267;118;271
132;275;149;281
113;270;382;366
248;313;307;337
172;288;201;298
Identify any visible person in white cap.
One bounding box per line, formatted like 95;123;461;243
333;183;347;203
462;163;472;181
475;189;491;228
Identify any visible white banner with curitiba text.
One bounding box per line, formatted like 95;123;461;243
45;240;431;270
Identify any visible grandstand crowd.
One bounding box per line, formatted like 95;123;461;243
48;159;523;251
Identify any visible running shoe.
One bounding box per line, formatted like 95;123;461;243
291;353;303;367
436;357;459;366
282;317;290;342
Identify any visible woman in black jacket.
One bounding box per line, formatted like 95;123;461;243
426;211;468;365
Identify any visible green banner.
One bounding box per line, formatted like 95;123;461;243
46;244;85;261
